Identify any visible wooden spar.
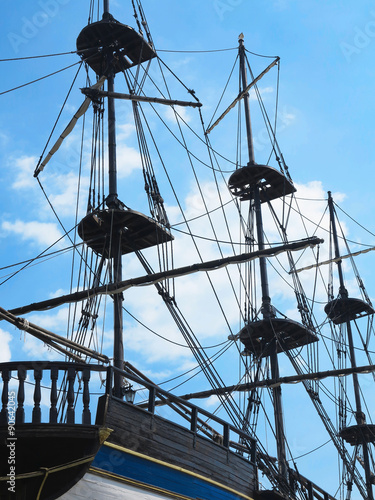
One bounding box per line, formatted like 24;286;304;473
205;57;279;135
34;76;106;177
8;236;323;316
0;306;109;363
81;88;202;108
176;363;375;401
290;245;375;274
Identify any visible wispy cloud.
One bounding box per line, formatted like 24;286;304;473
11;155;38;189
1;219;63;248
0;328;12;362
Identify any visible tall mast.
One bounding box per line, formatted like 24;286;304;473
230;37;318;493
76;0;168;398
102;0;124;398
238;35;288;480
327;191;374;499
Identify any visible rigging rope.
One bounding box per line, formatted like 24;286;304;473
0;61;81;96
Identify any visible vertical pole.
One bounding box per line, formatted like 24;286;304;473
239;36;255;165
254;186;287;479
328;191;373;500
107;66;124;399
103;0;124;398
239;35;288;480
107;72;118;201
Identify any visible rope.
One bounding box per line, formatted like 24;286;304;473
158;47;237;54
0;51;78;62
36;62;83;171
0;454;95;483
0;61;81;96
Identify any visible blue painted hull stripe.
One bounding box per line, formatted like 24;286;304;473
90;467;195;500
92;444;253;500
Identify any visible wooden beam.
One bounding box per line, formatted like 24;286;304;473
81;88;202;108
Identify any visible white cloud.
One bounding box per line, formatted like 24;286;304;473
249;86;274;101
0;329;12;362
125;178;345;365
20;334;61;361
11;155;38;189
1;219;64;248
164;106;191;125
48;171;88;217
117;143;142;177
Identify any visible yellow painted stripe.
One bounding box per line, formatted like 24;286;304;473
101;441;254;500
89;467;195;500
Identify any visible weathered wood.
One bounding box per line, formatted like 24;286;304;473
0;424;103;500
103;398;256;495
67;366;76;424
82;368;91;425
0;368;10;425
190;406;197;433
148;385;156;413
50;365;58;423
16;367;26;424
32;368;42;423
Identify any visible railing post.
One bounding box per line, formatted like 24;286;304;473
223;423;229;448
190;406;198;433
16;367;26;424
0;368;10;425
148;386;156;414
106;366;113;395
251;438;256;464
82;368;91;425
307;480;314;500
50;366;58;423
66;366;75;424
32;368;42;424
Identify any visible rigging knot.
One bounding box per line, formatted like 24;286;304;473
16;318;30;332
307;388;321;403
158;290;175;304
297;304;309;313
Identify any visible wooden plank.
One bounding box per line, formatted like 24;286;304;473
102;399;256;494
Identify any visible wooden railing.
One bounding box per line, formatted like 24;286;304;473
107;365;257;463
0;361;107;426
0;361;338;498
0;361;257;463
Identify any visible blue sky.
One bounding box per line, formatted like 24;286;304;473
1;1;375;497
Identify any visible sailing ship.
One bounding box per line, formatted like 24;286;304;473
1;1;375;499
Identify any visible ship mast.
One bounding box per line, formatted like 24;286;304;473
229;36;319;492
238;34;287;481
103;0;124;398
76;0;170;398
326;191;374;499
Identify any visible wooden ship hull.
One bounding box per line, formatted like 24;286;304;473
1;1;374;499
0;362;257;500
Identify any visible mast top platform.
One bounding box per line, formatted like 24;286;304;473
340;424;375;445
325;297;374;325
228;163;296;203
78;209;173;257
76;15;156;76
240;318;318;358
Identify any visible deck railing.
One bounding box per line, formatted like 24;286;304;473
0;361;257;462
108;365;257;463
0;361;338;498
0;361;106;426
